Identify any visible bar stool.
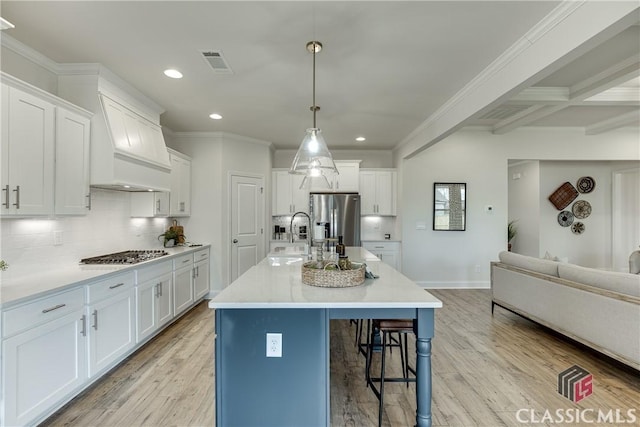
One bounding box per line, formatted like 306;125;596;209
365;319;416;427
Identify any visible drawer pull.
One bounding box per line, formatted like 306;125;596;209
80;314;87;337
109;282;125;289
92;309;98;330
182;259;190;264
2;185;8;209
374;246;384;249
42;303;66;313
200;253;207;258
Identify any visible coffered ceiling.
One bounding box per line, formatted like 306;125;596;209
1;1;638;151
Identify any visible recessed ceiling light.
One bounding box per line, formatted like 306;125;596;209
356;137;366;142
147;189;154;192
209;113;223;120
163;69;183;79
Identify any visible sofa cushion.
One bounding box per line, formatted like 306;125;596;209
558;264;640;298
498;251;559;276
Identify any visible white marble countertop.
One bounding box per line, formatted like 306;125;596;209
209;247;441;309
1;244;211;307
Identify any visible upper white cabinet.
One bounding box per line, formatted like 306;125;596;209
1;74;92;217
309;161;360;193
169;149;192;217
1;83;55;216
360;169;397;216
272;170;308;215
130;191;170;217
55;107;91;215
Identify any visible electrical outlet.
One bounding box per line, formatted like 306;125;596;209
475;264;481;273
266;333;282;358
53;230;63;246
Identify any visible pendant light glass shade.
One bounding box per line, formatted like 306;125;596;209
290;40;338;189
290;127;337;188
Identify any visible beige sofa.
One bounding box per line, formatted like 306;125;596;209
491;251;640;370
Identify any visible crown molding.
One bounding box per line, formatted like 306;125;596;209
0;33;59;73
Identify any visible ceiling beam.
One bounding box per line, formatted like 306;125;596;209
492;55;640;134
394;1;640;160
585;110;640;135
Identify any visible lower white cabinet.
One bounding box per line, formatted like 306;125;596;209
193;248;210;300
136;261;173;343
173;255;194;316
2;288;87;426
0;246;210;426
362;241;402;272
87;273;136;378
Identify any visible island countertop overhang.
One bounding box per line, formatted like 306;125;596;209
209;247;442;310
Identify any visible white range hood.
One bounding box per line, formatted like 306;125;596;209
90;93;171;192
57;68;172;192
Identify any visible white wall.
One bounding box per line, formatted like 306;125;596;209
399;126;640;288
508;161;540;256
168;132;272;292
0;190;170;281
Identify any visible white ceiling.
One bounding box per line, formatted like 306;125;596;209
1;1;638;150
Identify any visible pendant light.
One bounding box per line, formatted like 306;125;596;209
289;41;338;189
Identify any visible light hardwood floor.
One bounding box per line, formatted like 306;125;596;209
42;290;639;427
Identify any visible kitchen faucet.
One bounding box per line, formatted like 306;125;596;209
290;211;312;258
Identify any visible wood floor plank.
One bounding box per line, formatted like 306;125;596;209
41;290;639;427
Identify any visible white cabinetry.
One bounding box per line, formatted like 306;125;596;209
360;169;397;216
55;107;91;215
87;272;136;378
169;150;191;217
1;83;55;216
272;170;308;215
193;248;211;300
173;254;194;316
130;191;170;217
136;260;173;343
362;241;401;272
2;288;87;426
309;161;360;192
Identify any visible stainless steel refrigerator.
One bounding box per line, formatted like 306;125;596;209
310;193;361;246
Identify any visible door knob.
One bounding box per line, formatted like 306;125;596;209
233;239;238;243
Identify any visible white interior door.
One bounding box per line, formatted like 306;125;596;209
231;174;264;282
612;168;640;272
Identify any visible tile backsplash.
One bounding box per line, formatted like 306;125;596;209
0;189;170;279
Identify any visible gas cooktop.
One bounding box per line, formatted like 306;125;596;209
80;250;168;265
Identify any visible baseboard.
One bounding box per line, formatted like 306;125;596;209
416;281;491;289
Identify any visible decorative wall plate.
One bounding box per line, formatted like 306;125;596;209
572;200;591;219
557;211;574;227
571;222;585;234
577;176;595;193
548;182;579;210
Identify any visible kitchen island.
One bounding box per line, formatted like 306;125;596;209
209;247;442;427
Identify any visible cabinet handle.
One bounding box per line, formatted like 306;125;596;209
182;259;190;264
2;185;8;209
375;246;384;249
92;309;98;330
109;282;125;289
196;266;199;277
12;185;20;209
200;253;207;258
159;283;163;297
80;314;87;337
86;193;91;210
192;268;197;279
180;201;185;212
156;199;161;212
42;303;66;313
155;283;160;298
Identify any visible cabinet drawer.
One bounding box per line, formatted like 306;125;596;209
194;248;209;263
3;287;85;338
86;272;135;304
137;260;172;284
174;254;193;269
362;241;400;251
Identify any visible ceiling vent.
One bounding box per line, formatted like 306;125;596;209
200;50;233;74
